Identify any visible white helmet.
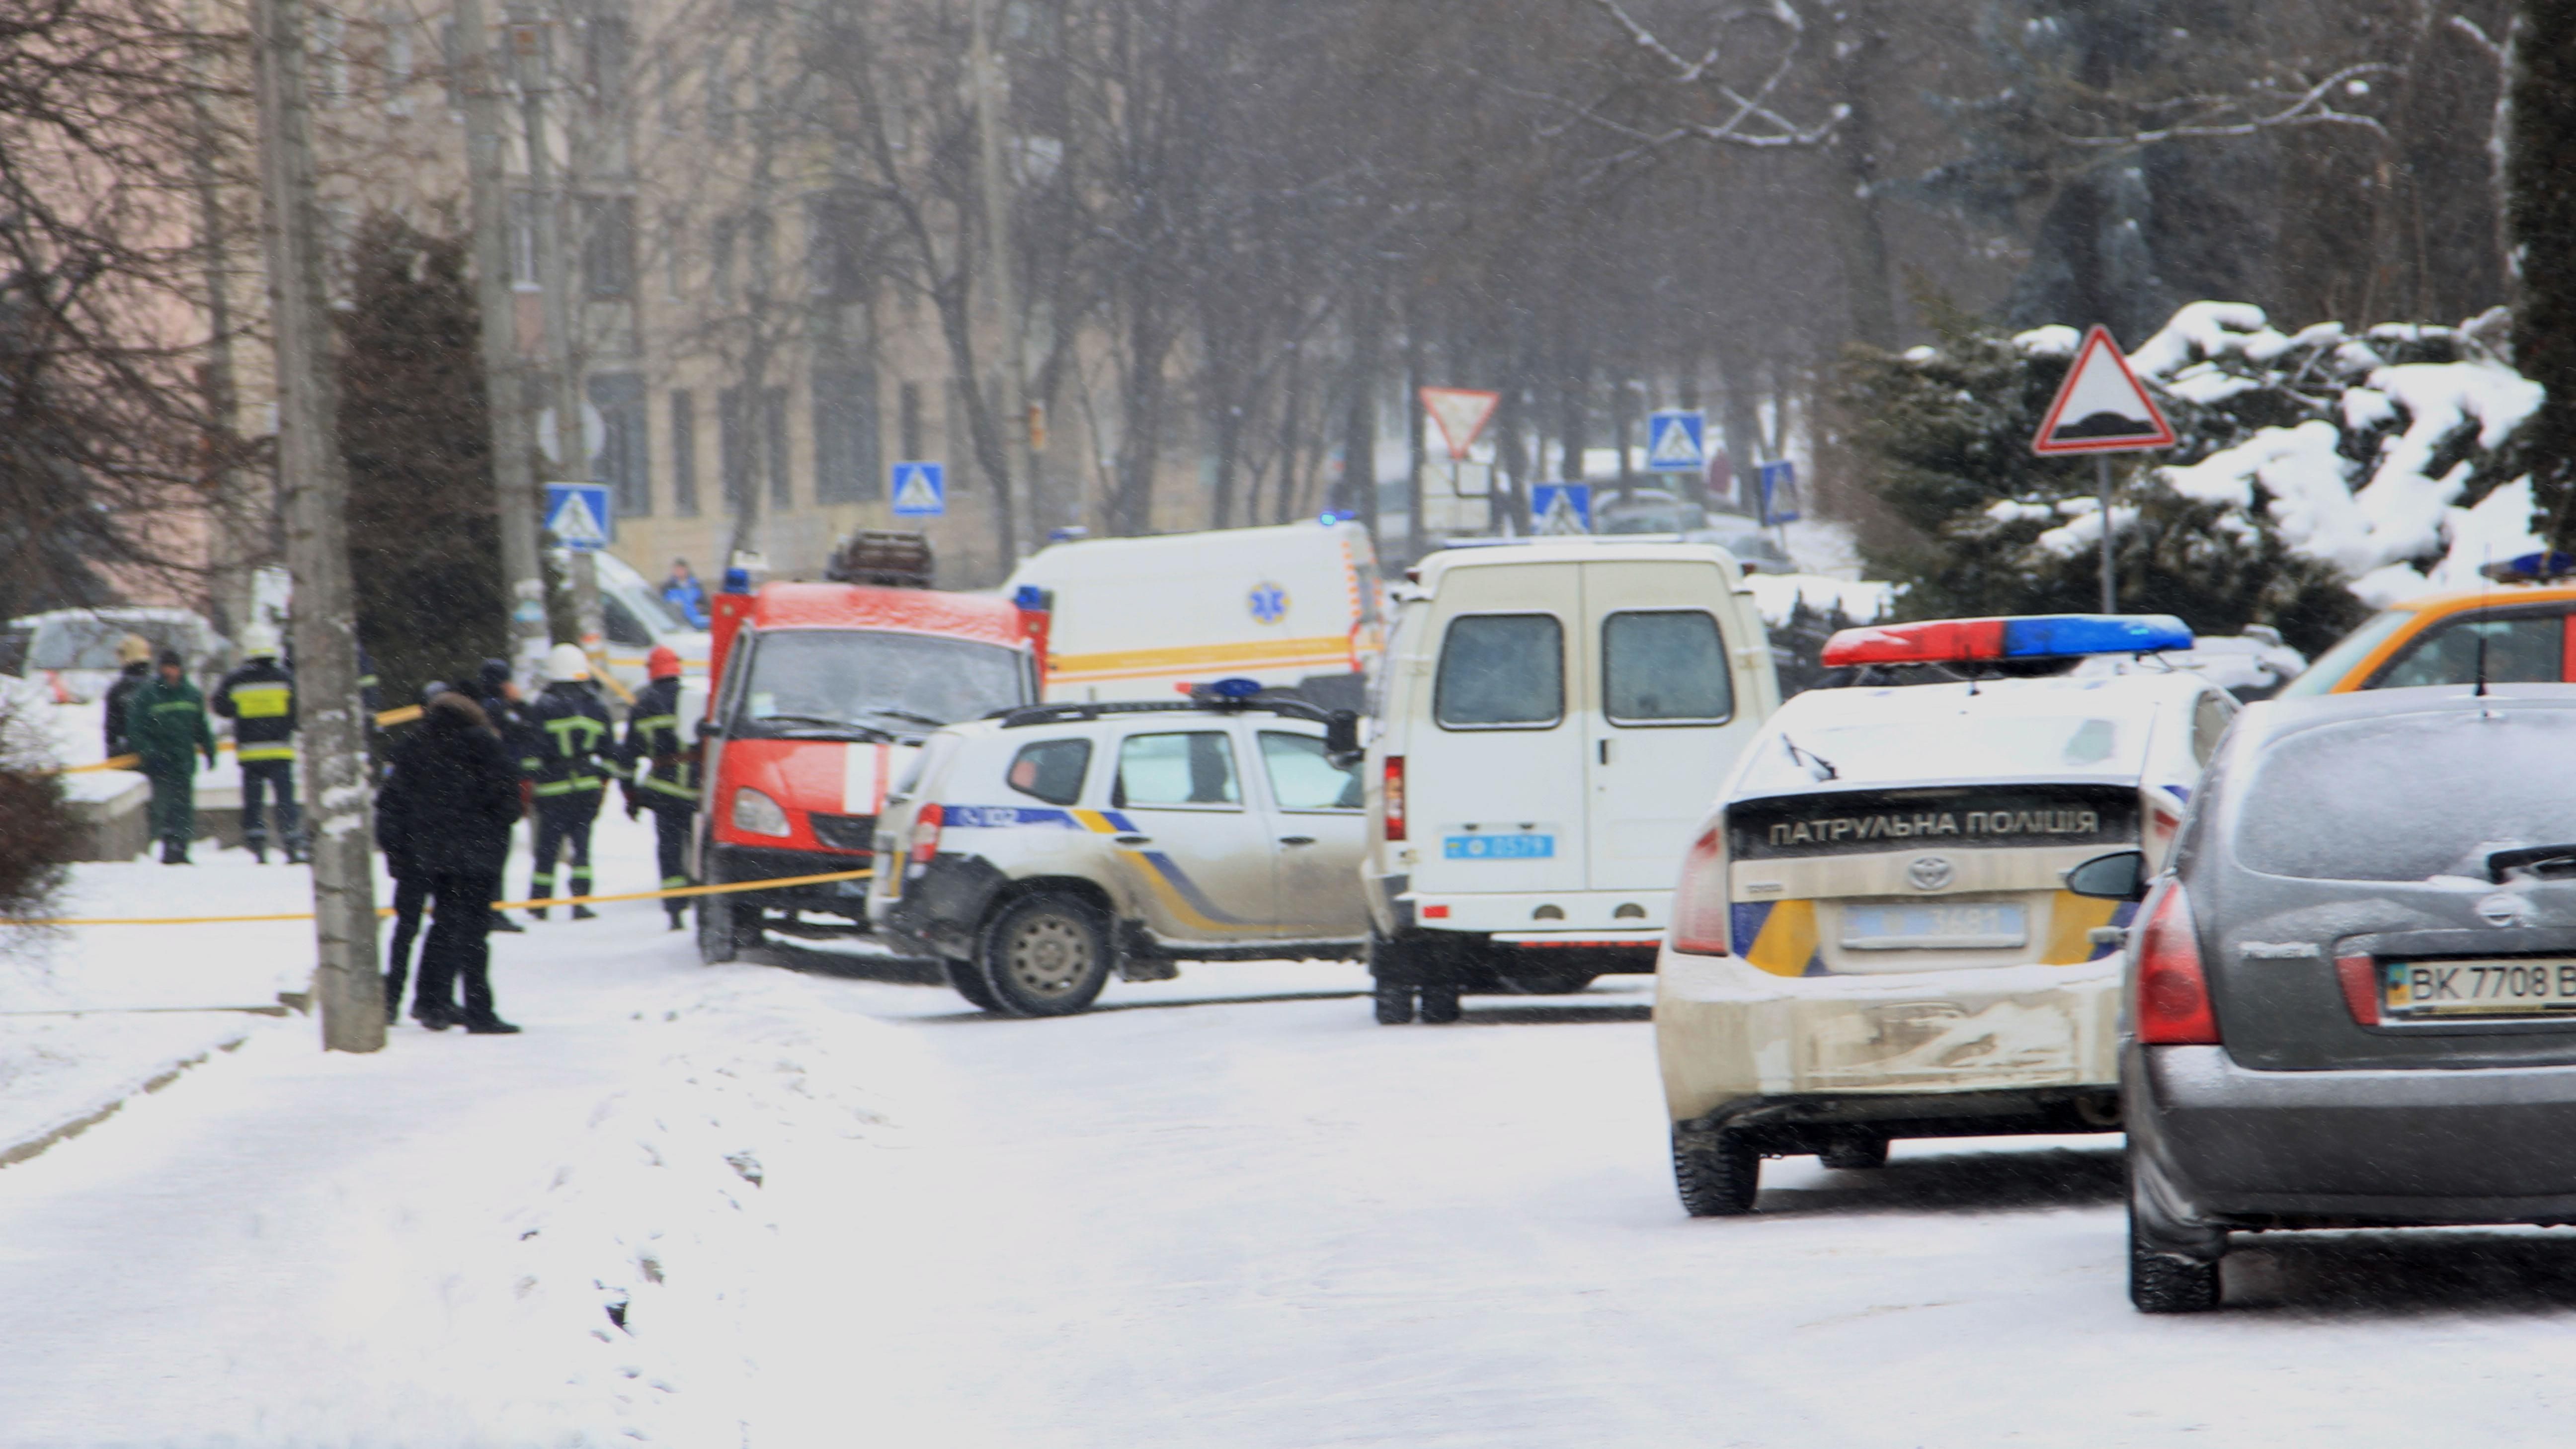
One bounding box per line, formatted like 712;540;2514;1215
239;623;281;659
546;642;592;683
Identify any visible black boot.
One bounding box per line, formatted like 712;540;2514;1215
571;904;597;921
667;910;687;932
463;1015;522;1035
414;1003;458;1031
489;911;526;934
248;838;267;865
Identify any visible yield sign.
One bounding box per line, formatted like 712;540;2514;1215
2031;324;2176;455
1419;387;1500;462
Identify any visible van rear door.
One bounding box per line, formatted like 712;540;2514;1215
1583;559;1760;891
1409;563;1589;896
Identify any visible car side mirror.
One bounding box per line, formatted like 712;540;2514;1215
2066;849;2148;902
1324;710;1362;765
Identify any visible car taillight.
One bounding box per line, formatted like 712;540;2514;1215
2335;954;2380;1025
1670;826;1730;956
908;804;943;867
2134;884;2219;1045
1383;756;1407;841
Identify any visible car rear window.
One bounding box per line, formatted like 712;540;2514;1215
1603;610;1731;724
1007;738;1090;806
1436;614;1562;727
2235;709;2576;880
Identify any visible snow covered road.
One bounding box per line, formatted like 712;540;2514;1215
10;817;2576;1444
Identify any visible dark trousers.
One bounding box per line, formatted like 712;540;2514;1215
530;794;601;904
415;871;500;1023
385;875;433;1009
144;762;193;847
651;804;696;918
241;758;301;855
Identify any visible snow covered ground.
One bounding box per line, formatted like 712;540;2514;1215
10;809;2576;1445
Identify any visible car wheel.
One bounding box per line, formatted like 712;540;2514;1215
1372;979;1417;1025
2129;1206;2223;1313
944;958;1005;1013
1417;980;1462;1024
1674;1128;1760;1216
696;892;737;965
1818;1136;1889;1170
978;893;1112;1017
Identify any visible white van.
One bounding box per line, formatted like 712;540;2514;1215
585;549;713;702
1360;540;1780;1023
1003;520;1384;709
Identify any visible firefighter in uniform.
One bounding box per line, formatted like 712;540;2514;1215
129;647;217;864
619;644;698;930
211;624;304;864
524;642;614;920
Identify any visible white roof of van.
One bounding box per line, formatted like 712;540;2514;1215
1413;539;1741;589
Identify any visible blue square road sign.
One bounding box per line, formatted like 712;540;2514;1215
1646;409;1706;473
890;461;947;517
544;482;613;551
1530;483;1592;535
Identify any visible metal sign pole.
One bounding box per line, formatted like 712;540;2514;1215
2097;453;2116;614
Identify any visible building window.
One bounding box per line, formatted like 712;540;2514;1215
899;381;923;462
589;372;649;516
710;214;735;304
508;192;538;287
312;10;346;107
670;389;699;517
706;46;733;142
440;19;463;108
582;195;636;299
765;386;791;508
662;206;686;301
719;386;751;511
805;192;864;301
585;9;632;109
813;354;881;503
381;8;415;115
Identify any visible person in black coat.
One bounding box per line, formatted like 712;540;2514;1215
473;656;532;935
376;690;523;1033
377;682;451;1021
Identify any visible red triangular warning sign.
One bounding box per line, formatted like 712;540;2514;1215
2031;325;2176;456
1420;387;1501;462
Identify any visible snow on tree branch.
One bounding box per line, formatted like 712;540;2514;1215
2063;64;2398;150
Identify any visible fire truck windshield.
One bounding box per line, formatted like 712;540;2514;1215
730;629;1029;738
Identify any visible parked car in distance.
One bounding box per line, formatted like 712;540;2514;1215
2069;626;2308;701
0;607;228;704
2279;583;2576;696
871;683;1368;1016
2078;683;2576;1312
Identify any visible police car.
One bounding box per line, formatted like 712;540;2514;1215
869;681;1369;1016
1654;614;2240;1214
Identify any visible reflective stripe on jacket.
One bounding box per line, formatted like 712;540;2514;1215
213;659;297;762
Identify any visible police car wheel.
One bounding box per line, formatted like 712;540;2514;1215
979;894;1111;1017
1674;1129;1760;1216
1818;1135;1889;1171
1372;979;1417;1025
1417;981;1462;1024
944;958;1006;1013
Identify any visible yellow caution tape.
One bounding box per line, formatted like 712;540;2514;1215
58;703;430;774
1;866;871;927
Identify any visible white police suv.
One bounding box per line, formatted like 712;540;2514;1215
1654;614;2241;1214
870;681;1369;1015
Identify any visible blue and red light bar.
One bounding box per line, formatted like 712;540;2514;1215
1821;614;2193;668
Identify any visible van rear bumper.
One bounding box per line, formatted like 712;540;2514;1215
2131;1044;2576;1227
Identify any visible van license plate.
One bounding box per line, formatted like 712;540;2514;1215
1444;833;1554;860
2384;960;2576;1017
1840;903;2027;951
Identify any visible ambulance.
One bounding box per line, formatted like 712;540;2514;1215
1002;519;1384;709
1654;614;2238;1214
694;572;1048;962
1359;539;1781;1024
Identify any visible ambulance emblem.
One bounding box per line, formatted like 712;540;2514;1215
1248;582;1289;625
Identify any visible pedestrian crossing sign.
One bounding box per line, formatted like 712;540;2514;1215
891;461;946;517
1530;483;1592;535
1646;410;1706;472
544;482;613;551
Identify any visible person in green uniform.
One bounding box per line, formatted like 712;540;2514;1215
129;647;217;864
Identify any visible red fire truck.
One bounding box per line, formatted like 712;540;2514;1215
695;564;1049;963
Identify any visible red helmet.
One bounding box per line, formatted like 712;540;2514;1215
645;645;682;680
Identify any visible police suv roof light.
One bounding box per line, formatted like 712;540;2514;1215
1819;613;2193;669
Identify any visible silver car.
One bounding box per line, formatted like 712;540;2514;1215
2069;684;2576;1312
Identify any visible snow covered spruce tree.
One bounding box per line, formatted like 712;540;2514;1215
1841;301;2544;655
337;214;507;708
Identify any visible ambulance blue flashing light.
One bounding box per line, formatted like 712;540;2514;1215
1821;613;2193;668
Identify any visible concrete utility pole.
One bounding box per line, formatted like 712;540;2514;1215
454;0;550;679
969;0;1029;563
248;0;385;1052
509;4;604;669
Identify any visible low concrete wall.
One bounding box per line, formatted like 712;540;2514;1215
63;775;150;863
